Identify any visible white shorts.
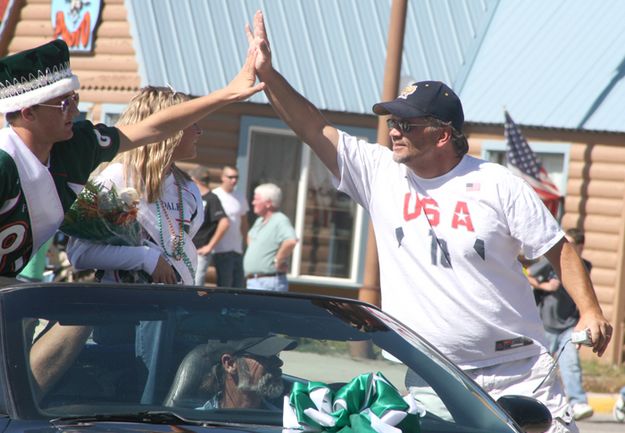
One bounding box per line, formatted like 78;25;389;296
466;352;577;433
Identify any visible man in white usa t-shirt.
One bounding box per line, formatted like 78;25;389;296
247;10;612;433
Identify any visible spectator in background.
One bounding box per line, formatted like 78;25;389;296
243;183;297;292
190;166;230;286
212;166;249;288
529;228;594;421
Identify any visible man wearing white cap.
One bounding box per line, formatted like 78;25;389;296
0;39;264;277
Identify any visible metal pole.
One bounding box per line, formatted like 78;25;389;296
358;0;408;308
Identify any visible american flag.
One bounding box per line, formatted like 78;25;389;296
466;182;480;192
504;111;562;217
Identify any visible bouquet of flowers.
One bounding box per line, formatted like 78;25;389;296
61;180;142;246
61;180;154;283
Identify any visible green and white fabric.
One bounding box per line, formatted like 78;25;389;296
0;127;64;266
283;372;425;433
0;121;119;276
0;40;79;113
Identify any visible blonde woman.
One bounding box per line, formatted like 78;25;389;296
67;87;205;285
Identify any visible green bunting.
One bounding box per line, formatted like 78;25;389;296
283;372;424;433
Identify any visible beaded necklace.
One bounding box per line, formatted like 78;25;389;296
155;177;195;280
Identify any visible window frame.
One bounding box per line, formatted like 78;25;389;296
99;103;127;126
480;140;571;195
238;116;376;288
75;100;94;122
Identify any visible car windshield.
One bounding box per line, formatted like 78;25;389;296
4;284;518;432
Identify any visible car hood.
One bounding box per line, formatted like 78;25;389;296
12;420;282;433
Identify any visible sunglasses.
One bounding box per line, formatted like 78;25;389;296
386;118;431;134
225;175;239;180
38;93;80;113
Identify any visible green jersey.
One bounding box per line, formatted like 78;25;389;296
0;121;120;276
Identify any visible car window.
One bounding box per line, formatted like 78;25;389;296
6;286;518;433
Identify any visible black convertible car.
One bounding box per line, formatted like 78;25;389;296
0;282;550;433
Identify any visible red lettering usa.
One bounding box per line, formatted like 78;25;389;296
451;201;475;231
403;193;474;232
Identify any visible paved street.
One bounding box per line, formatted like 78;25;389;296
578;413;623;433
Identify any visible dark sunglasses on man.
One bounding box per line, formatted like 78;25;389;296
386;118;431;134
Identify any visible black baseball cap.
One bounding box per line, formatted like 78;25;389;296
206;335;297;365
372;81;464;132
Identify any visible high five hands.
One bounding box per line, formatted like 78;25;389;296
224;19;267;101
245;11;272;76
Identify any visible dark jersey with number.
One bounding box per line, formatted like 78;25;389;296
0;121;120;276
192;192;227;248
535;258;592;332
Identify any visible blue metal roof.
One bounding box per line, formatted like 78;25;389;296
125;0;497;115
128;0;625;133
459;0;625;132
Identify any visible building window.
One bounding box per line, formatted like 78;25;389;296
300;151;356;278
481;141;570;196
76;101;93;122
100;104;126;126
245;130;302;224
238;117;375;286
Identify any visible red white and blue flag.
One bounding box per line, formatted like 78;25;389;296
466;182;480;192
504;111;562;217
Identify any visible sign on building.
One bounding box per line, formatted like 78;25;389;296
51;0;102;53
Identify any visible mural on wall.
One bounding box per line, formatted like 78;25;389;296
51;0;102;53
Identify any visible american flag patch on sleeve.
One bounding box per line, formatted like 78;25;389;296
466;182;480;192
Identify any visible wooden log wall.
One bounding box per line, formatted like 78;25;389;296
562;143;625;364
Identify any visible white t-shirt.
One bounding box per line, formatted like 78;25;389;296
335;131;563;369
212;187;249;254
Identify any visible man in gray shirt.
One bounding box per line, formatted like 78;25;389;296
244;183;297;292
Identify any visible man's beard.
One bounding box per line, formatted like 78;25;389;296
236;359;284;399
391;142;412;165
392;152;409;164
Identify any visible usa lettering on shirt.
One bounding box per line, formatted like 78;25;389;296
402;192;475;232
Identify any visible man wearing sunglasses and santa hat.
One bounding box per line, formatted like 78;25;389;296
0;39;264;279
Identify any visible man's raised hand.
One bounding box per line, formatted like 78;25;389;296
245;10;272;75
